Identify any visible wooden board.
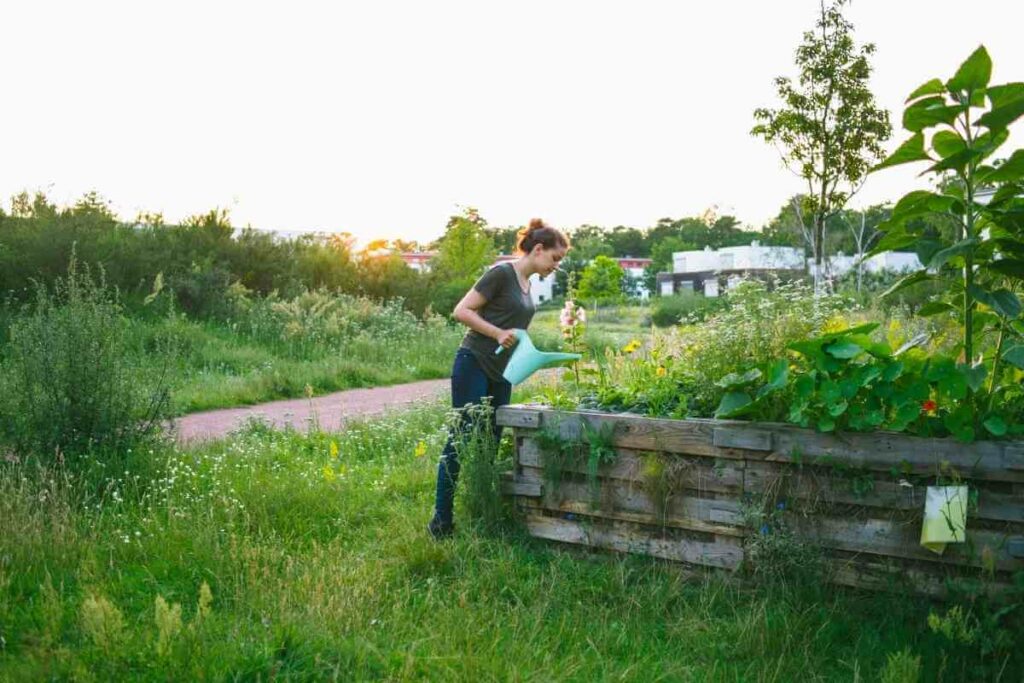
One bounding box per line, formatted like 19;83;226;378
518;438;744;494
522;513;743;570
515;468;745;537
788;514;1022;573
498;406;1024;483
744;460;1024;526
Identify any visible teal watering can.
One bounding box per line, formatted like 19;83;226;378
495;329;581;385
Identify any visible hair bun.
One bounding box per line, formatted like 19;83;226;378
528;218;546;231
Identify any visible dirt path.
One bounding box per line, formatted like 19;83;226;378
173;379;449;444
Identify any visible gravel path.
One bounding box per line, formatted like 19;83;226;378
173;379;449;444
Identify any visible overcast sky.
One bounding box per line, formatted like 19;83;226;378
3;0;1022;246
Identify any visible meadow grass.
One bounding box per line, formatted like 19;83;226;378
530;304;651;359
126;316;464;414
1;401;1013;681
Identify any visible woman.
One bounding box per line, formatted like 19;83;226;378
428;218;570;539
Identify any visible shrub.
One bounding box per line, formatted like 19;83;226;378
670;279;850;416
0;259;171;464
650;291;726;327
453;403;513;533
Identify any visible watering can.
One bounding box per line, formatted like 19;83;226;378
495;329;581;385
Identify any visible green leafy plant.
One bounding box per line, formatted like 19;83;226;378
2;257;172;465
581;420;618;507
453;403;514;533
532;417;618;509
752;0;891;290
870;45;1024;437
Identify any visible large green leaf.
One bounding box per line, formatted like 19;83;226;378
825;339;864;359
987;82;1024;109
906;78;946;103
763;359;790;393
958;362;988;393
1003;345;1024;370
987;259;1024;279
923;146;983;175
914;238;946;267
881;270;935;298
872;133;930;172
978;83;1024;130
866;230;918;257
716;367;762;389
715;391;753;418
991;289;1023;319
903;97;962;133
917;301;956;317
931;130;966;159
968;284;1022;318
946;46;992;93
983;415;1008;437
929;238;980;269
981;149;1024;184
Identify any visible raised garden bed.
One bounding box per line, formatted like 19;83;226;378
497;404;1024;597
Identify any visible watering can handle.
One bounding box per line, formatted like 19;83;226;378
494;329;524;355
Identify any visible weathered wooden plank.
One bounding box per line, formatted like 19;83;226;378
744;461;1024;526
503;408;737;459
501;479;542;497
516;471;745;537
500;405;1024;483
518;438;744;494
714;426;773;452
522;514;743;570
496;406;542;429
789;515;1023;572
766;427;1024;483
825;552;1017;600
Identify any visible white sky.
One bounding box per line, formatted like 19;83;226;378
2;1;1022;246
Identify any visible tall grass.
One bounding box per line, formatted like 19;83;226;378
1;403;1018;680
0;259;171;465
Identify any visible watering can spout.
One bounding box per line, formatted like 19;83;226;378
495;329;581;385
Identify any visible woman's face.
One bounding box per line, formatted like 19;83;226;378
533;244;568;277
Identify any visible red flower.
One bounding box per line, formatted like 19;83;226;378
922;400;937;412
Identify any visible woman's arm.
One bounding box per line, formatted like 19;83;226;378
453;289;518;349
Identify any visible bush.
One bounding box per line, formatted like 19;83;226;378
453;403;514;533
0;259;171;465
650;291;727;327
223;286;436;360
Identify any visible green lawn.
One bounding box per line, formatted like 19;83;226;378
126;316;464;415
1;402;1013;681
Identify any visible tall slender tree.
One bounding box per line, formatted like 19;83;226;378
752;0;891;289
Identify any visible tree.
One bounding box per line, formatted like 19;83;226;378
430;207;496;282
577;255;625;303
834;204;890;291
644;236;693;295
752;0;891;290
605;225;647;257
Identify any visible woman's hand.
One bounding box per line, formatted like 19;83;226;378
495;329;519;350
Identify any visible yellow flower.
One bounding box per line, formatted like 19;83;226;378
329;441;339;459
621;339;641;354
414;440;427;458
322;465;336;482
656;366;667;377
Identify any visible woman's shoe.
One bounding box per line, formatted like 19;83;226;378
427;516;454;540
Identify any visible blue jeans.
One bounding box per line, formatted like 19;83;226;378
432;347;512;526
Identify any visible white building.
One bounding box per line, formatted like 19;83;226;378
661;242;804;296
825;251;923;277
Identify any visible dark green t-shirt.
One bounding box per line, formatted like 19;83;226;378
461;262;536;382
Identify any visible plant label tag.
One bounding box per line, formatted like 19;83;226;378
920;485;968;555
